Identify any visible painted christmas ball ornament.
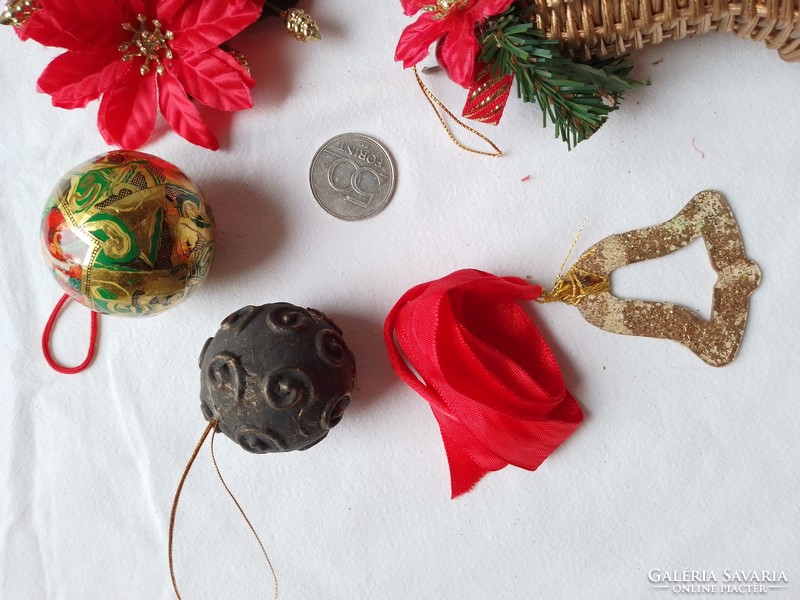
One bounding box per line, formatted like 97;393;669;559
199;303;357;453
41;150;214;317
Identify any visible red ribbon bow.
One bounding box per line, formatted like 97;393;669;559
384;269;583;498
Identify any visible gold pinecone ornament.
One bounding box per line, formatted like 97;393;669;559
283;7;320;42
0;0;39;26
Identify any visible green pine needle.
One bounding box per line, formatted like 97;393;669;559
478;7;646;149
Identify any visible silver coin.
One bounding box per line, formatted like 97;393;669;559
310;133;396;220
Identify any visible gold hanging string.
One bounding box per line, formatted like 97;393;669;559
413;66;503;158
556;219;587;282
168;420;279;600
169;419;216;600
538;219;609;305
210;427;279;600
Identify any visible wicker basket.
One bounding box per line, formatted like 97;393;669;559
522;0;800;61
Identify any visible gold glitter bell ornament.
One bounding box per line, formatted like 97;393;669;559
41;150;215;317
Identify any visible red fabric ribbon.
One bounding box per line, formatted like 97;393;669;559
384;269;583;498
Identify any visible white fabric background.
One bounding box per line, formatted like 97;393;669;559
1;2;798;599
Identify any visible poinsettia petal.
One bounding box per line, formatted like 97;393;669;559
42;0;124;21
16;10;91;51
171;50;253;111
38;51;127;109
156;0;190;21
395;13;450;68
40;0;129;49
438;16;480;87
98;68;157;149
470;0;515;18
400;0;430;16
158;70;219;150
211;47;256;88
169;0;261;52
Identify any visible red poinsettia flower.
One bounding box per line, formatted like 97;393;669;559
18;0;260;150
394;0;514;88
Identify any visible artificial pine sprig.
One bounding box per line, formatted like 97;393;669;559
479;7;645;148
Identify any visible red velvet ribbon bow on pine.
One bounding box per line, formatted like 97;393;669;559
384;269;583;498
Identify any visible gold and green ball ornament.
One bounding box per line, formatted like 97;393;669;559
41;150;214;317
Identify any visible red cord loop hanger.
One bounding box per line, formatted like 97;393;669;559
42;294;99;375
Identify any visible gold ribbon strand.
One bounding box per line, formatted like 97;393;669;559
169;420;279;600
413;66;503;158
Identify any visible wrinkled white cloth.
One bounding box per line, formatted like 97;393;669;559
1;4;798;599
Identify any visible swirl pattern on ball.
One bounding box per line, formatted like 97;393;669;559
41;150;214;317
199;304;357;453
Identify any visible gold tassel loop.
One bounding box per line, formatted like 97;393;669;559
537;219;609;305
538;266;609;305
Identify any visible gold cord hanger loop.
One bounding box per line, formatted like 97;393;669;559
169;420;279;600
413;66;503;158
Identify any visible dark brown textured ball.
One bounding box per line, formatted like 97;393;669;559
199;303;356;453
